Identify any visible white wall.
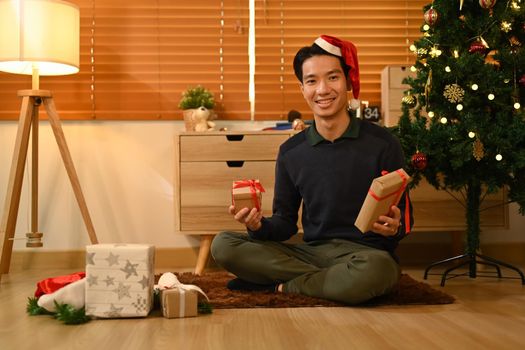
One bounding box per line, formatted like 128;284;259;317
1;120;524;251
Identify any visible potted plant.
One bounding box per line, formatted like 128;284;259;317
179;85;216;131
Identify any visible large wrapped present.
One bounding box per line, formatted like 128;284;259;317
231;179;265;214
156;272;209;319
85;243;155;318
355;169;411;233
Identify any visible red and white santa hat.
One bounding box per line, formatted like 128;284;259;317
314;35;361;109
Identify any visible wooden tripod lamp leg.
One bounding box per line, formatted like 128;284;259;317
43;97;98;244
0;97;34;274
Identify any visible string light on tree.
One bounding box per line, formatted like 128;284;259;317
471;83;479;90
409;44;417;52
410;66;417;72
515;102;521;109
445;66;451;72
453;49;459;58
468;131;476;138
428;111;435;118
457;104;464;111
423;24;430;31
495;154;503;161
440;117;448;124
488;93;495;100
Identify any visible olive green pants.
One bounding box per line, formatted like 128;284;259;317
211;231;400;305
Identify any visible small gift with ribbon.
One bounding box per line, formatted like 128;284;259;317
155;272;209;319
232;179;266;214
355;169;411;234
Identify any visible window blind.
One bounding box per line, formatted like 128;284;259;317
0;0;427;121
253;0;428;120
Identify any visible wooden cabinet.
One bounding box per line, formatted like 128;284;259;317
176;130;509;274
381;65;416;127
175;131;292;274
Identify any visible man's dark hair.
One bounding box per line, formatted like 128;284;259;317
293;44;349;84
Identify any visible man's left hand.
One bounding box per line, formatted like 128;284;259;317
371;205;401;237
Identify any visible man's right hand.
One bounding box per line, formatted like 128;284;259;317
229;205;263;231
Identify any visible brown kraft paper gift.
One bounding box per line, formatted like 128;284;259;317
231;179;265;214
354;169;411;233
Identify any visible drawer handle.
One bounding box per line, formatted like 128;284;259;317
226;135;244;141
226;161;245;167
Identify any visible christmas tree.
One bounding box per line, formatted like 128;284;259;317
393;0;525;280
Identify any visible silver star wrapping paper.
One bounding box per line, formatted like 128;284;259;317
85;244;155;318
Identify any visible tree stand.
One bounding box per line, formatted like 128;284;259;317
423;181;525;286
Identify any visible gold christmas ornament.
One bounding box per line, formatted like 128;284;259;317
500;21;512;33
425;69;433;104
444;83;465;103
509;36;522;47
402;93;417;107
473;138;485;161
429;46;442;57
484;50;500;67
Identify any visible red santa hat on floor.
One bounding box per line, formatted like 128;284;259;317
314;35;361;110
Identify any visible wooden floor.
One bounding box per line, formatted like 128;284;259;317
1;266;524;350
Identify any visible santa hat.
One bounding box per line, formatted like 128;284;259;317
314;35;361;109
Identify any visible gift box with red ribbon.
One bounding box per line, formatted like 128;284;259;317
354;169;411;233
232;179;265;214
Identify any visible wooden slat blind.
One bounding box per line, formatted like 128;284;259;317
0;0;250;120
254;0;428;120
0;0;427;121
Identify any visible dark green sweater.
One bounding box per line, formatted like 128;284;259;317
249;113;413;257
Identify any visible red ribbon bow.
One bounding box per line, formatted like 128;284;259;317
368;170;411;234
232;179;266;211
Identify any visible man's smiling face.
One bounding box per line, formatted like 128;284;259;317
300;54;349;120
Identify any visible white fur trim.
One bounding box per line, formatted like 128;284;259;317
314;37;342;57
349;98;361;110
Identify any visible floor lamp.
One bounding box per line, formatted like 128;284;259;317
0;0;98;279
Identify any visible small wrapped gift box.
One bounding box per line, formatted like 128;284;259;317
85;243;155;318
355;169;411;233
232;179;265;214
161;288;198;318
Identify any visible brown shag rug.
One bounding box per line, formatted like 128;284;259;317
165;271;454;308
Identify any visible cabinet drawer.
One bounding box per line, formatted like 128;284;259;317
180;161;276;231
180;134;289;161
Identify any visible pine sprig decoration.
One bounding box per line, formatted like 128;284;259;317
54;301;91;325
26;297;54;316
26;297;90;325
197;300;213;314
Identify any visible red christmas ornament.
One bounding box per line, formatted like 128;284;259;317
424;7;439;26
519;74;525;87
411;152;428;170
469;40;487;54
479;0;497;10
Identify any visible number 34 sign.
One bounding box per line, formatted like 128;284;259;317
362;106;380;122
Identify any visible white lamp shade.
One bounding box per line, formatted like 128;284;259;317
0;0;79;76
